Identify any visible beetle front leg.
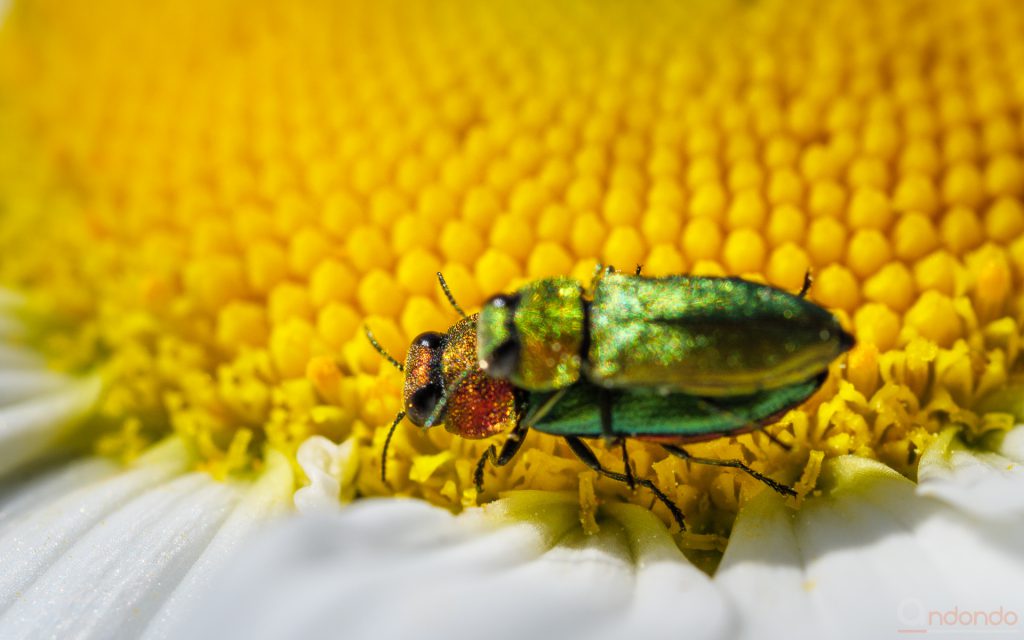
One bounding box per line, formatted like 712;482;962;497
661;444;797;497
564;436;686;531
474;418;529;493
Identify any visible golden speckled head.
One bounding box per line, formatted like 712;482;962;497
400;314;520;437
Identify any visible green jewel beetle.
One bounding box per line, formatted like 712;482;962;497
368;270;854;531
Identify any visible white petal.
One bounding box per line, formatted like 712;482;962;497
0;305;100;475
0;369;72;407
293;435;356;514
0;457;117;526
141;449;295;640
0;376;102;476
0;473;238;639
177;492;730;640
0;440;294;640
917;426;1024;519
717;456;1024;640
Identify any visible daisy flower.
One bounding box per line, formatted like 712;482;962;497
0;0;1022;638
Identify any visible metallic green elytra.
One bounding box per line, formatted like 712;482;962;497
478;272;855;395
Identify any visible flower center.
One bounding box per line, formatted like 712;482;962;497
0;0;1021;553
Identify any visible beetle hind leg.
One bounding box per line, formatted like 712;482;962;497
661;444;797;497
599;390;634;489
619;439;636;490
564;436;686;531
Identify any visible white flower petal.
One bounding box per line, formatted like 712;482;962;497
141;450;295;640
0;369;72;407
293;435;355;514
0;473;239;639
1001;427;1024;460
917;426;1024;519
176;492;730;640
0;440;192;611
596;503;734;640
717;456;1024;640
0;307;100;475
0;439;294;640
0;376;101;476
0;457;118;529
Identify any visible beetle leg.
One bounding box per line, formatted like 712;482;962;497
473;417;529;493
564;436;686;531
634;264;642;275
619;439;636;490
599;390;635;489
661;444;797;497
476;388;569;493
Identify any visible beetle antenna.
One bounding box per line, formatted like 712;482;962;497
588;263;605;293
797;270;813;298
364;325;404;372
381;410;406;484
424;367;472;428
437;272;467;318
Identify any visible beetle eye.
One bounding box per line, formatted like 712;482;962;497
412;331;443;350
483;339;520;379
406;382;443;426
